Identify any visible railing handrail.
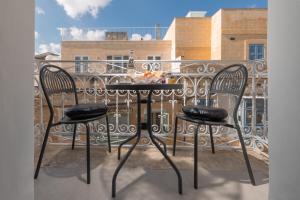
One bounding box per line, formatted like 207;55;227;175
40;59;266;63
58;26;169;29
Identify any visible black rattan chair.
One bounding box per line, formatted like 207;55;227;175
34;64;111;184
173;64;255;188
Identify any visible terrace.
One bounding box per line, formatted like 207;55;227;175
34;59;269;199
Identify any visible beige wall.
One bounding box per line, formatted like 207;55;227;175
164;19;176;59
61;40;172;72
173;17;211;60
163;8;267;61
219;9;267;60
61;40;172;60
211;10;222;60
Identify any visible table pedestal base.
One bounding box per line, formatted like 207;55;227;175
112;90;182;197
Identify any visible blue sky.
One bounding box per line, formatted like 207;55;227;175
35;0;267;54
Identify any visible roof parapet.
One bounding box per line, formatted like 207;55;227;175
186;11;207;18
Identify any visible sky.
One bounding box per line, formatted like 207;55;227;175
35;0;267;54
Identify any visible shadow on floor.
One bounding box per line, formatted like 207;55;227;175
35;145;269;200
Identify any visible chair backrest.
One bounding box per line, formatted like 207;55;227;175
208;64;248;124
40;64;78;112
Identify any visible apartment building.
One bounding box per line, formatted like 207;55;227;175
60;8;267;73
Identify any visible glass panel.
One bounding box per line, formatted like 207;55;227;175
75;56;81;73
249;45;256;60
257;45;264;59
114;56;122;73
122;56;129;72
243;98;265;127
82;56;88;72
249;44;264;60
107;56;113;73
196;98;214;106
106;55;128;73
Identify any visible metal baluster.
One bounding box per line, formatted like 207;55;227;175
251;62;257;148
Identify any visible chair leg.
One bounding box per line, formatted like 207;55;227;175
106;115;111;153
194;125;199;189
72;124;77;150
208;125;215;154
34;120;52;179
86;123;91;184
173;116;178;156
236;125;256;185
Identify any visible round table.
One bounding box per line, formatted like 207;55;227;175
106;83;183;197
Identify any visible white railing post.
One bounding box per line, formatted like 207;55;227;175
263;79;268;139
251;61;257;147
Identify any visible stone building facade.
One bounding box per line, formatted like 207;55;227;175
60;8;267;73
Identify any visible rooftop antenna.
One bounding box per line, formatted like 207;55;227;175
155;24;161;40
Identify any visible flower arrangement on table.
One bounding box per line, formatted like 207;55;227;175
133;71;165;84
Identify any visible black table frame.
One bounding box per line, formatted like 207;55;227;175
106;84;183;197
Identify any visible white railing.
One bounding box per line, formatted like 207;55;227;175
34;59;268;157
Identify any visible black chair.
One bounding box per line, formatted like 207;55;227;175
173;64;255;188
34;64;111;184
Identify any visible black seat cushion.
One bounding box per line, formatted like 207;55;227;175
182;105;228;121
65;103;107;120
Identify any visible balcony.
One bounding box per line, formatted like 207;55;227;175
34;59;269;199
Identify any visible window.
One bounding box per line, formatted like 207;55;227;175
75;56;88;73
107;55;129;73
196;99;214;106
242;98;267;127
147;56;161;61
249;44;264;60
147;55;161;71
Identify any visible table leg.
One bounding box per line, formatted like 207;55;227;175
112;91;142;198
118;134;138;160
146;90;183;194
152;135;167;153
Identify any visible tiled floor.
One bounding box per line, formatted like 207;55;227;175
34;145;269;200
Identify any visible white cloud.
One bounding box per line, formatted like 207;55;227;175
38;43;61;54
61;27;106;40
130;33;152;41
55;0;112;18
69;27;84;40
35;31;39;39
36;6;45;15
